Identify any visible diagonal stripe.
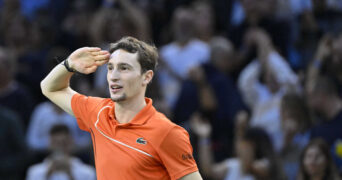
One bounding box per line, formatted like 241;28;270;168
94;106;154;158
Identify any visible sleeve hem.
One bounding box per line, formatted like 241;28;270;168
71;94;89;132
172;165;199;180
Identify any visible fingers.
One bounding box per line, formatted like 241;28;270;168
94;54;110;61
91;50;109;56
95;59;109;66
87;47;102;52
84;65;98;74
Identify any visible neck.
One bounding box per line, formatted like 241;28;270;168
114;95;146;124
325;97;342;120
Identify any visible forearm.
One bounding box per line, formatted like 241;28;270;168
198;137;214;177
41;62;77;115
266;52;298;87
41;62;73;94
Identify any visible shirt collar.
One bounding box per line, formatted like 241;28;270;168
108;98;156;126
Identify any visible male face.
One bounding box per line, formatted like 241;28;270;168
50;132;72;154
107;49;150;102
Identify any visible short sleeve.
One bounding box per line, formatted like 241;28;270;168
158;126;198;180
71;94;105;132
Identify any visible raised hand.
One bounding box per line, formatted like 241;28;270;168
67;47;110;74
190;112;211;138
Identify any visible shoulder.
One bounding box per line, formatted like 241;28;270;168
72;93;112;111
34;101;54;111
147;112;189;142
150;112;184;133
27;161;48;176
71;158;95;175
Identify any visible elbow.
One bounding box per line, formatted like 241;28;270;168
40;79;49;97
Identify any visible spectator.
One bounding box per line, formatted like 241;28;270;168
192;1;215;42
280;93;312;180
238;28;299;151
229;0;292;57
0;106;27;180
190;113;284;180
158;6;210;108
307;76;342;146
26;101;91;151
0;47;34;129
26;124;95;180
174;36;246;159
297;138;341;180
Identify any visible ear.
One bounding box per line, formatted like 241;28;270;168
142;70;154;86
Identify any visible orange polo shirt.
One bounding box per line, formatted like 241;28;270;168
71;94;198;180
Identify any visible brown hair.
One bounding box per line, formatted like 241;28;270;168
281;93;312;133
109;36;158;73
297;138;341;180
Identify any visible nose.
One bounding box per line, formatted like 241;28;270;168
109;69;120;81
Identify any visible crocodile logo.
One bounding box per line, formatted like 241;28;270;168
136;137;147;145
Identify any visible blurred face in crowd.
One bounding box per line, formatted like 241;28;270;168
193;2;214;39
280;107;300;135
306;90;323;116
303;145;327;178
210;38;235;73
50;131;72;154
240;0;276;19
172;8;195;42
107;49;150;102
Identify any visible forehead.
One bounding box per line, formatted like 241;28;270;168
109;49;139;65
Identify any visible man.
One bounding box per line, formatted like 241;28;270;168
307;76;342;146
26;124;96;180
41;36;202;180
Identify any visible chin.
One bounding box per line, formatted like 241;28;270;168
111;94;127;102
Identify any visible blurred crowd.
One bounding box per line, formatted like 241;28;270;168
1;0;342;179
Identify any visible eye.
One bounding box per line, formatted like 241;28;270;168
107;65;113;71
119;65;130;71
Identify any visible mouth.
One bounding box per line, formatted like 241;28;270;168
110;84;123;93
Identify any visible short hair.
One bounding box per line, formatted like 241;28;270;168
109;36;158;73
49;124;70;136
281;93;312;132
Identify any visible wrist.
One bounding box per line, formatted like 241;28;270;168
63;59;77;73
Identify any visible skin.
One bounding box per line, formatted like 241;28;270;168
41;47;202;180
303;146;327;180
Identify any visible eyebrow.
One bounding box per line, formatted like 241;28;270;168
117;62;133;67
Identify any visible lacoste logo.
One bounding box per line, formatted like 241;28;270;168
136;137;147;145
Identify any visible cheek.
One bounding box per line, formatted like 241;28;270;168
316;156;327;168
124;75;143;93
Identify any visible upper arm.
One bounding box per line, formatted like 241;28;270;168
179;171;202;180
158;126;198;179
42;87;76;116
238;61;261;108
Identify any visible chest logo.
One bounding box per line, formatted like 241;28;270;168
136;137;147;145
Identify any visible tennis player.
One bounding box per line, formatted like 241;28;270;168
41;36;202;180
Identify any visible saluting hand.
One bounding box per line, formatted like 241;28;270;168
67;47;110;74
